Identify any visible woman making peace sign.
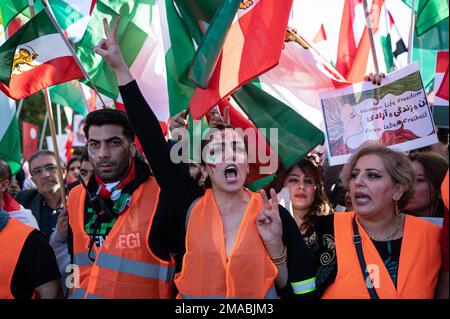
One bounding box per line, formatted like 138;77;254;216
93;17;316;299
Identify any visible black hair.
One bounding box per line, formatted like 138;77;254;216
84;109;135;142
67;156;82;169
80;147;89;163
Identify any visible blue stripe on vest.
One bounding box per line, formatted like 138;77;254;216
96;253;175;281
73;252;95;267
70;288;87;299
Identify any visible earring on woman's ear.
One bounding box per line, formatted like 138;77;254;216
395;201;401;216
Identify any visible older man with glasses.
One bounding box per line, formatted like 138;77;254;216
15;150;65;240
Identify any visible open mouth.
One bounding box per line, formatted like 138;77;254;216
224;165;238;182
354;192;371;205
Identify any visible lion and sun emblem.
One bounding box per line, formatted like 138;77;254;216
12;45;39;74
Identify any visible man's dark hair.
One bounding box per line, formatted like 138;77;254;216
84;109;135;142
28;150;55;168
80;147;89;163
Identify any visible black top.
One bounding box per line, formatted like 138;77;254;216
118;80;317;298
303;214;402;295
15;189;61;239
11;230;61;299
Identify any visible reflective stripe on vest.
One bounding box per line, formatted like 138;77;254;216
180;285;278;299
95;253;176;281
68;178;175;299
291;277;316;295
73;252;94;267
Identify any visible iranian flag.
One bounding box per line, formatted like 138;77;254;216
0;0;93;43
77;0;196;128
49;80;89;115
0;95;21;175
0;10;84;100
435;51;449;104
432;51;449;128
0;13;21;175
256;29;349;131
189;0;294;119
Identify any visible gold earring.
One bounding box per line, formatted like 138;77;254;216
395;201;401;216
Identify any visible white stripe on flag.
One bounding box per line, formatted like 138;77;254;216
14;33;72;74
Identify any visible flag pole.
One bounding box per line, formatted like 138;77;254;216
76;81;92;114
28;0;67;209
57;103;62;135
407;0;416;63
362;0;380;75
39;112;48;149
41;0;107;109
16;99;24;119
43;88;67;210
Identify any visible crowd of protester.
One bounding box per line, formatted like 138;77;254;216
0;18;448;300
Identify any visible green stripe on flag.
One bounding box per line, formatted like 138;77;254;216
165;0;196;116
76;0;148;100
413;17;449;93
380;34;394;72
232;83;324;169
49;81;88;115
0;110;21;175
0;0;28;28
189;0;241;88
416;0;449;36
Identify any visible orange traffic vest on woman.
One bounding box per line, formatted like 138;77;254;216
68;177;176;299
442;170;448;210
0;218;34;299
174;189;278;299
322;212;441;299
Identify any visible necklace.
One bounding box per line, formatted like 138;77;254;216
368;215;403;242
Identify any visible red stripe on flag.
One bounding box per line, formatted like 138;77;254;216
436;51;449;73
2;56;84;100
436;67;449;101
189;0;293;119
1;193;21;212
22;121;39;160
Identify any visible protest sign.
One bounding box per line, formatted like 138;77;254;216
72;114;86;147
432;51;449;128
46;133;68;164
320;62;438;166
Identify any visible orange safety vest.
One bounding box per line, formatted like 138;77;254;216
442;170;449;210
174;189;278;299
0;218;34;299
322;212;441;299
68;177;176;299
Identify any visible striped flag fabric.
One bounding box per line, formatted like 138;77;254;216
188;0;294;119
0;95;21;174
0;10;84;99
76;0;196;127
0;0;93;43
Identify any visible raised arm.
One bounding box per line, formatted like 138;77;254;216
93;17;198;194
